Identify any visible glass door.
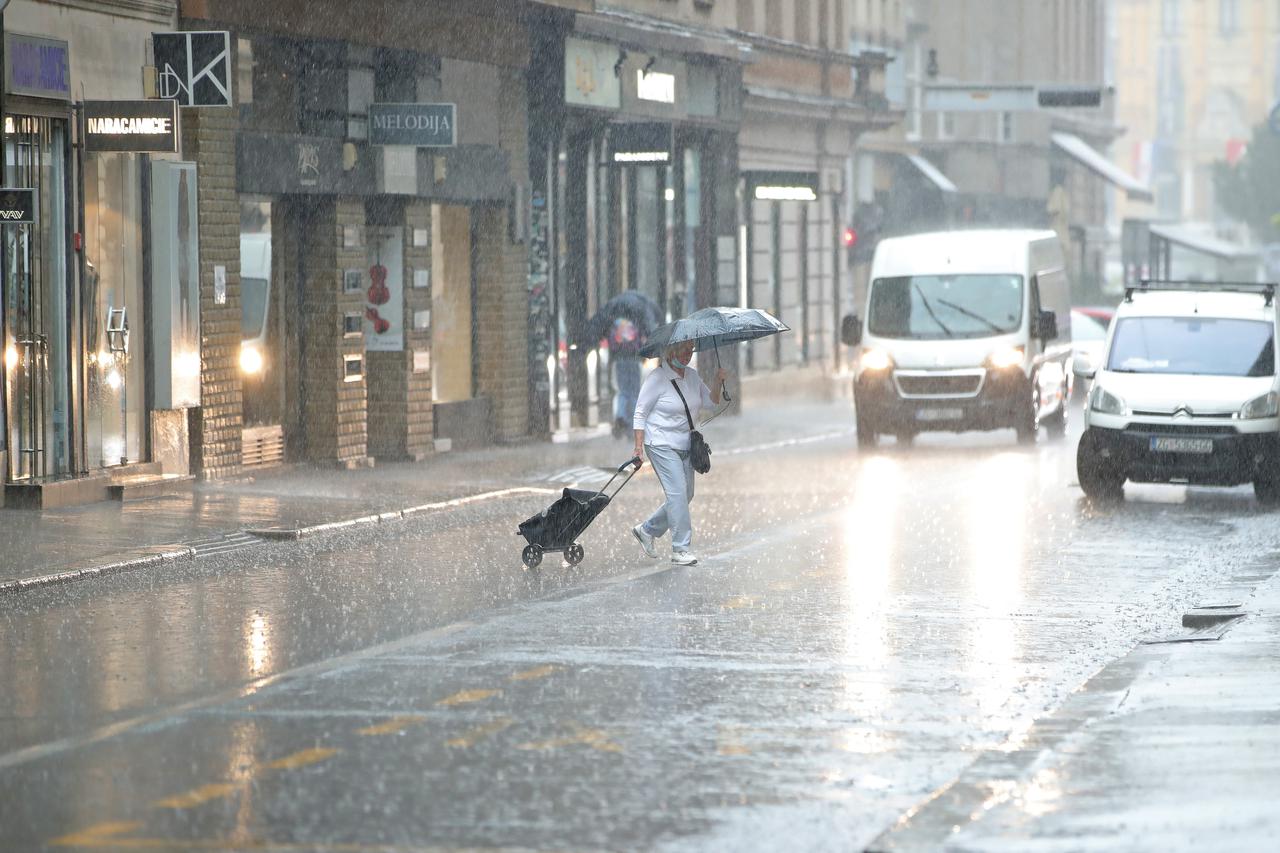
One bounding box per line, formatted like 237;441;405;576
4;115;71;480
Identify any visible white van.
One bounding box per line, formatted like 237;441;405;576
841;229;1072;446
1075;281;1280;504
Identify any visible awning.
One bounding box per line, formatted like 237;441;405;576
904;153;957;193
1051;132;1153;202
1148;223;1259;261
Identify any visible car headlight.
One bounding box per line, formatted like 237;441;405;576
986;346;1025;370
240;343;264;375
860;347;893;372
1239;391;1279;420
1089;384;1127;416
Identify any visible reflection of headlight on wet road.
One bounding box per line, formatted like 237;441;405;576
105;369;123;391
240;343;264;375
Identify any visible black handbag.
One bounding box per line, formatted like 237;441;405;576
670;379;712;474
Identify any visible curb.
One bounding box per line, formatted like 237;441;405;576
0;547;196;596
2;487;560;596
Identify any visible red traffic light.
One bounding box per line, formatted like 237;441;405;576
841;226;857;248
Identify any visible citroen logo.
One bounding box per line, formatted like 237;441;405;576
1173;405;1193;418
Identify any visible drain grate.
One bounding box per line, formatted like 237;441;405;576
188;531;262;560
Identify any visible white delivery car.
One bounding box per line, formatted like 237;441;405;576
1074;280;1280;504
840;229;1072;446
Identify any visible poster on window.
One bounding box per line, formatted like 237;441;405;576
364;228;404;352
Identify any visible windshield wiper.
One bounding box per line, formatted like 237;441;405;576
913;284;953;337
935;297;1004;334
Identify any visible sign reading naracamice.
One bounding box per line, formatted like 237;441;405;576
368;104;456;147
84;101;179;153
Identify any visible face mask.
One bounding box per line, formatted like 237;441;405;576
668;355;690;370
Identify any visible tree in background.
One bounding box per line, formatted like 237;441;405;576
1213;122;1280;244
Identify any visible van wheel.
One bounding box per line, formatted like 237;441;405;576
896;430;915;447
1255;477;1280;507
1014;395;1038;445
855;410;877;449
1077;432;1124;502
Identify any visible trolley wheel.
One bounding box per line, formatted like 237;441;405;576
565;543;585;566
521;544;543;569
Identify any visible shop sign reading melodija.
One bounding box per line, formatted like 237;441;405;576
368;104;456;147
84;100;179;153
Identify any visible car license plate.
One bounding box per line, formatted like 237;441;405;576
1150;436;1213;454
916;408;964;422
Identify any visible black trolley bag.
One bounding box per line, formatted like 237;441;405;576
517;457;642;569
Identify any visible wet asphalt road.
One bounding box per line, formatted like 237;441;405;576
3;402;1279;851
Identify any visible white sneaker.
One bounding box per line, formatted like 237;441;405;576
671;551;698;566
632;525;658;558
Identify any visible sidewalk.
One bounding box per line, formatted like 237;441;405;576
0;400;853;593
870;569;1280;852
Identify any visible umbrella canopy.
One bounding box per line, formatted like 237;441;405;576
587;291;663;356
638;307;789;358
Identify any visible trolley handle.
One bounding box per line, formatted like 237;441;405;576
597;457;643;500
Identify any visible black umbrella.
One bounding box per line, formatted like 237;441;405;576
638;307;790;402
587;291;662;350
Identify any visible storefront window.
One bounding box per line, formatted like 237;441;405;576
4;115;71;479
84;153;146;467
431;203;474;402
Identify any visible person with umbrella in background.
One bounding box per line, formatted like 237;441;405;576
631;307;788;566
588;291;662;438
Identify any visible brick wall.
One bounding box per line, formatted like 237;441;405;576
283;198;369;465
471;66;530;443
181;108;243;479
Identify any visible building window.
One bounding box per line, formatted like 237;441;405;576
937;110;955;140
1219;0;1240;37
998;111;1015;143
765;0;783;38
1161;0;1180;36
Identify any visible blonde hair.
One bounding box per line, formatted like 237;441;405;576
663;342;693;363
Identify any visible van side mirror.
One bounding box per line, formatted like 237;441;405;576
1037;309;1059;342
840;314;862;347
1072;357;1097;381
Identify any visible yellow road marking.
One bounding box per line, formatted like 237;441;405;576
355;715;427;736
509;664;559;682
434;688;500;707
52;835;535;851
264;746;338;771
517;725;623;754
152;783;241;810
717;727;751;756
50;820;143;847
445;717;514;748
723;595;759;610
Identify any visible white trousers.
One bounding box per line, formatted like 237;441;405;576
641;444;696;552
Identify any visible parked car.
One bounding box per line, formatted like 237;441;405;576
841;229;1072;447
1075;281;1280;503
1069;307;1114;400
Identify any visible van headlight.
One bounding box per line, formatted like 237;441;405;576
860;347;893;372
1089;384;1127;416
986;346;1025;370
1238;391;1279;420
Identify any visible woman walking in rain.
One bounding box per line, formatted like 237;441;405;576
630;339;726;566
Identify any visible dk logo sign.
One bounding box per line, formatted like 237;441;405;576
153;31;232;107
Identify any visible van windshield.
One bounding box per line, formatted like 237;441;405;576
1107;317;1275;377
868;274;1023;340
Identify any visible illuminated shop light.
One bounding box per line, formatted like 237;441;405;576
613;151;671;163
754;186;819;202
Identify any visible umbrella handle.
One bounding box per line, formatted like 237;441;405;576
715;341;732;403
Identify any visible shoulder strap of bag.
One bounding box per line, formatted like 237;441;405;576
670;379;695;430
